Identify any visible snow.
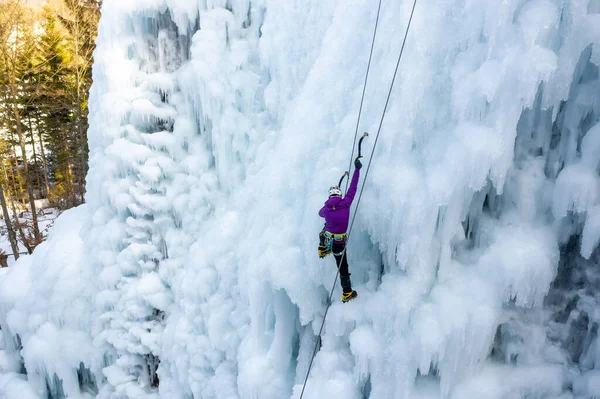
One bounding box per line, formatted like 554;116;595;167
0;207;60;266
573;369;600;399
0;372;39;399
0;0;599;398
452;364;566;399
552;163;600;219
581;123;600;170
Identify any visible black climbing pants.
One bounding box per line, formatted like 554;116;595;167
332;241;349;277
333;240;353;292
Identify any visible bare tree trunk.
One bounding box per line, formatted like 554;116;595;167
5;170;19;219
0;182;19;260
64;140;76;207
26;113;43;197
1;163;29;255
10;138;25;206
12;203;31;254
35;112;50;196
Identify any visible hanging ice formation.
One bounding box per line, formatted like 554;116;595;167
1;0;600;398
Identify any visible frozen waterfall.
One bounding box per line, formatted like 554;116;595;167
1;0;600;398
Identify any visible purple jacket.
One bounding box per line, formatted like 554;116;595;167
318;168;360;234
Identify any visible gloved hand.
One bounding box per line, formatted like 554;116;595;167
354;157;362;169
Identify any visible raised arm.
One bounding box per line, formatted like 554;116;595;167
341;168;360;206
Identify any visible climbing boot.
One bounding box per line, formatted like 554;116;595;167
342;290;358;303
340;275;352;292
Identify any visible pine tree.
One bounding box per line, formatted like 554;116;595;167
59;0;100;204
0;0;41;242
36;6;78;207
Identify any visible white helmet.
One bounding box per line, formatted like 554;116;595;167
328;186;342;197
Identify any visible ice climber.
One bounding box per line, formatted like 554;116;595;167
318;156;362;303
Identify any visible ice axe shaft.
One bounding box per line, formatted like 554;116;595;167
357;132;369;159
338;171;349;187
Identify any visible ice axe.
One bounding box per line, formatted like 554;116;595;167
338;171;349;187
357;132;369;162
340;133;369;188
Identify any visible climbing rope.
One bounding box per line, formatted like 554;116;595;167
299;0;419;397
344;0;382;195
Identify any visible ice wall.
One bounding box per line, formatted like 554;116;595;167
1;0;600;398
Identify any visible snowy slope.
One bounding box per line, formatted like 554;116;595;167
1;0;600;398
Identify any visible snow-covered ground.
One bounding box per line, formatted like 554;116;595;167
0;207;61;267
1;0;600;398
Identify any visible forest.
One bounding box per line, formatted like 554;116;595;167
0;0;100;261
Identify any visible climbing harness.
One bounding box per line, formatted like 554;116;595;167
318;229;348;258
326;231;347;242
301;0;419;397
